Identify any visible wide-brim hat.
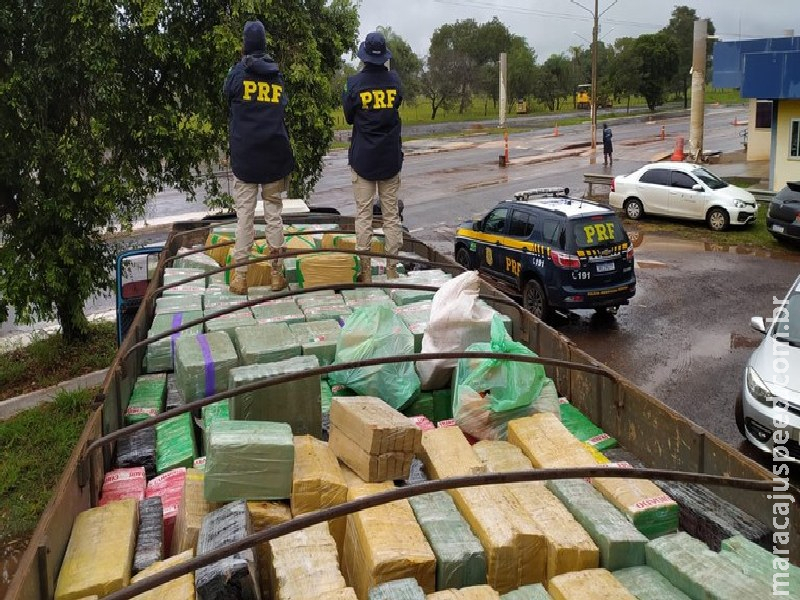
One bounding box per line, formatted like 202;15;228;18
357;31;392;65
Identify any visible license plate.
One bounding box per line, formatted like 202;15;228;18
596;261;615;273
772;224;785;233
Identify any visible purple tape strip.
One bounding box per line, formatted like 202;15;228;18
197;334;215;397
170;313;183;360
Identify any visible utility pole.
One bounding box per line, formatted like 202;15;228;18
499;52;508;128
689;19;708;162
591;0;598;152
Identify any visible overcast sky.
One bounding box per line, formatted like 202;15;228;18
354;0;798;61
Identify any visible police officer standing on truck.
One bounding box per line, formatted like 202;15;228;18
224;20;295;295
343;31;404;282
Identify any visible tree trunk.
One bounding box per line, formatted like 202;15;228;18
683;74;689;109
627;95;631;114
484;97;488;116
56;295;90;343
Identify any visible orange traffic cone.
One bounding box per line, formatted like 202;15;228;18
671;136;685;161
553;123;560;137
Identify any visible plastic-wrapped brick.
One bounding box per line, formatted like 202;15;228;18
248;501;293;595
54;499;138;600
296;252;359;288
612;566;691;600
252;301;306;325
205;309;257;338
116;426;157;479
368;578;426;599
133;496;164;574
124;374;166;425
408;491;487;590
196;500;260;600
228;356;322;437
171;468;211;555
175;332;239;404
201;399;230;455
205;421;294;503
145;312;204;373
233;322;301;365
145;468;187;554
547;569;636;600
155;412;197;474
155;295;203;314
165;374;185;410
289;319;342;366
163;267;207;287
557;398;617;452
719;535;800;596
500;584;552;599
98;467;146;507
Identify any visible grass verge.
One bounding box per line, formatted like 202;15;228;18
0;388;95;541
0;321;116;402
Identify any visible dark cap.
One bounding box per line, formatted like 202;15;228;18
243;20;266;54
357;31;392;65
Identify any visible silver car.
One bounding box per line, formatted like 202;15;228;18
737;273;800;460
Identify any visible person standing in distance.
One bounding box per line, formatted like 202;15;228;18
224;20;294;294
603;122;613;167
343;31;404;282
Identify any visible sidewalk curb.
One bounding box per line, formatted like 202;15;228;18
0;369;107;421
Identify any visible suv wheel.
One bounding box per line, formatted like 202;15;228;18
523;279;549;320
707;207;730;231
735;392;746;437
625;198;644;220
455;246;474;270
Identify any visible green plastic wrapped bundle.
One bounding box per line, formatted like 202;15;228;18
204;309;256;337
124;374;167;424
145;312;204;373
155;295;204;314
399;309;429;353
341;289;388;303
345;297;396;312
369;258;407;277
613;566;691;600
229;355;322;437
174;332;239;403
203;289;245;308
719;535;800;597
546;479;647;571
329;305;421;410
303;305;352;323
204;420;294;502
390;288;437;306
404;269;452;281
289;319;342;366
432;389;454;422
233;322;301;365
297;294;346;310
201;400;230;454
645;532;771;599
174;248;220;271
155;413;197;474
558;398;617;451
320;380;333;415
163;268;207;287
368;578;426;600
163;284;206;297
284;257;297;284
501;584;553;599
403;392;435;421
207;271;227;286
211;223;239;238
252;302;306;324
408;492;487;590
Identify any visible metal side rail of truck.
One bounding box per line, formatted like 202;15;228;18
5;212;799;599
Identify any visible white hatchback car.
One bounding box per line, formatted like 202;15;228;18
609;163;757;231
736;272;800;461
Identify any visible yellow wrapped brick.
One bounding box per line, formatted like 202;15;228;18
248;501;293;596
205;232;234;267
547;568;636;600
54;499;138;600
130;549;194;600
343;483;436;599
474;441;599;580
330;397;422;455
285;234;317;250
339;460;368;488
590;474;678;539
325;589;358;599
172;468;211;555
507;414;597;469
427;585;501;599
321;233;385;254
296;252;359;288
292;436;348;551
269;522;347;600
329;425;414;482
450;486;544;593
223;246;272;286
419;427;486;480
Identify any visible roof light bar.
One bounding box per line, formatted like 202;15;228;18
514;187;570;200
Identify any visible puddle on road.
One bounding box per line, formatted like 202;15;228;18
628;231;800;262
1;537;28;597
636;260;669;269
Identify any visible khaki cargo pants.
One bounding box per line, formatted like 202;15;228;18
233;176;287;274
351;169;402;268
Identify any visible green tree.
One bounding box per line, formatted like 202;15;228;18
633;32;678;111
0;0;358;341
421;48;462;120
377;26;423;101
605;37;642;112
661;6;716;108
535;54;573;111
506;35;538;109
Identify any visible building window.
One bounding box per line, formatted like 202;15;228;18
791;119;800;159
755;100;773;129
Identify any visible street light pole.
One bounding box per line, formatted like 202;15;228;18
591;0;598;152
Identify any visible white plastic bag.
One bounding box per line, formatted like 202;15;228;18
416;271;496;390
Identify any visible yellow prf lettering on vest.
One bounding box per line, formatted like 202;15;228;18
243;80;257;101
271;84;282;102
257;81;270;102
360;89;398;109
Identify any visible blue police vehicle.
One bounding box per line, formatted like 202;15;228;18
454;187;636;319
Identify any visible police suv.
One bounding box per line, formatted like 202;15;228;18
454;188;636;319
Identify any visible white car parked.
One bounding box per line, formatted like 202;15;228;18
736;272;800;461
609;163;757;231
